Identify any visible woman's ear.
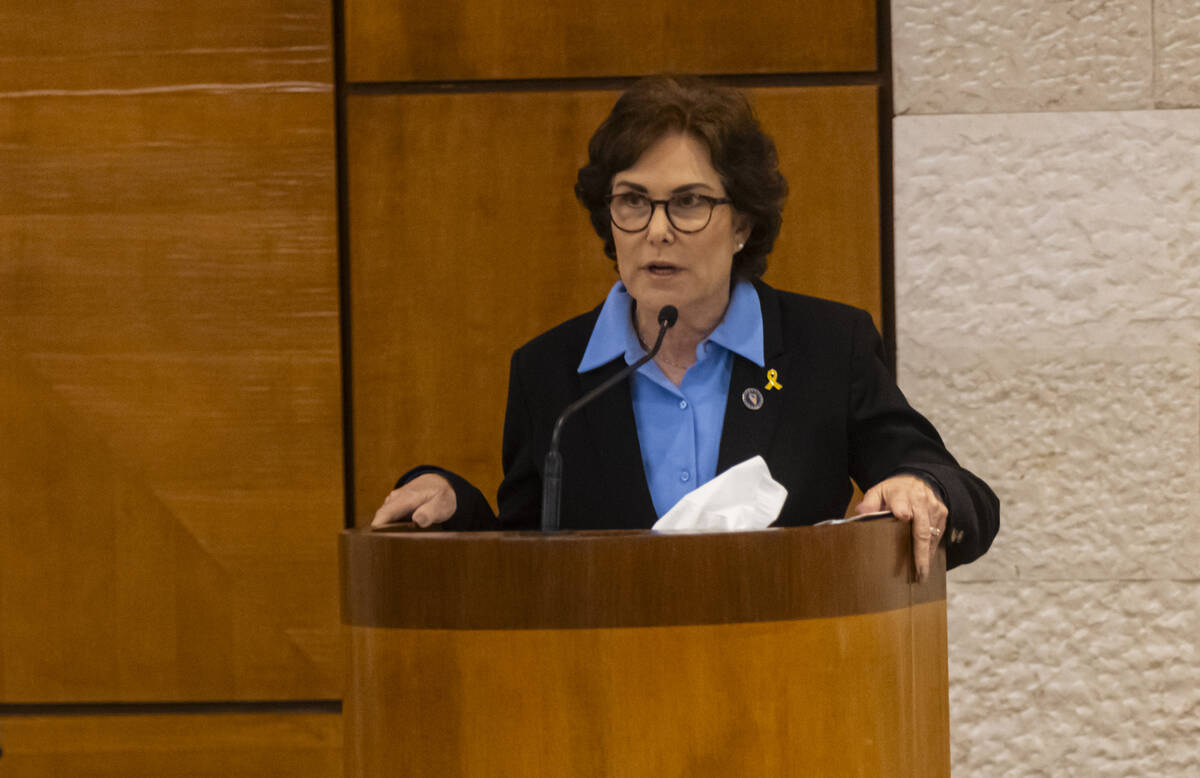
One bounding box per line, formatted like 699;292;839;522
734;212;753;248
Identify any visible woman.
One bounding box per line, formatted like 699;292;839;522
372;75;998;576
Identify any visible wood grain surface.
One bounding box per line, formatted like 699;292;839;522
0;1;332;93
348;86;879;521
0;1;343;702
0;711;341;777
344;0;876;82
752;87;881;320
343;521;949;775
342;521;945;628
345;604;948;776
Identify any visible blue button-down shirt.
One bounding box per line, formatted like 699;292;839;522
578;280;765;518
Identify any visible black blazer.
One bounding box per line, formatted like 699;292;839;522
402;282;998;569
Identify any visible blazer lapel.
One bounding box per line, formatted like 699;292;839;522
717;283;788;472
578;358;656;526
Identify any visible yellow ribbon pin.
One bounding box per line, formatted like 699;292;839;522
765;368;782;391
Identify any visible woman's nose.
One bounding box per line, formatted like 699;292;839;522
645;202;675;243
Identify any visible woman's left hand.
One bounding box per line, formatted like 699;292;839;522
853;474;947;581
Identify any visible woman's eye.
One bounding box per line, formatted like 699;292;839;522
617;193;648;208
672;194;702;208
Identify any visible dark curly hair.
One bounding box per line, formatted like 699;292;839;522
575;75;788;281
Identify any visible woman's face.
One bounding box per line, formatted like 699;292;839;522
610;131;749;327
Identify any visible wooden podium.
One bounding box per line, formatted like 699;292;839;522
340;521;948;777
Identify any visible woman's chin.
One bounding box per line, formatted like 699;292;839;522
632;289;686;316
628;273;688;303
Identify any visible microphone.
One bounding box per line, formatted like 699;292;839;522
540;305;678;532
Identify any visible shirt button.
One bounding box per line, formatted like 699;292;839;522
679;400;688;410
680;471;690;482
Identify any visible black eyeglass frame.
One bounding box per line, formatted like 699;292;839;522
604;193;734;234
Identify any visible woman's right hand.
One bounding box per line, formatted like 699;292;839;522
371;473;457;528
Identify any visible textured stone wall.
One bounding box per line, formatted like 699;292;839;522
891;2;1199;774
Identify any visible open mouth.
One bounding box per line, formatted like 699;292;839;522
646;263;680;276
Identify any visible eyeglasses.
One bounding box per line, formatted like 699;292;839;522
606;191;733;234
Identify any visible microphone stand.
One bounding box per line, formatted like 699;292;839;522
540;306;677;532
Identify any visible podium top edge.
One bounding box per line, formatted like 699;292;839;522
340;520;947;630
345;522;880;541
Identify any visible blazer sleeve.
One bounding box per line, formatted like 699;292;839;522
845;309;999;569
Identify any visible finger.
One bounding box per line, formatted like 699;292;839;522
409;475;458;527
887;488;915;521
853;486;883;515
371;487;428;527
409;502;435;528
932;498;948;534
910;482;947;570
411;500;449;528
371;504;409;528
896;493;931;581
928;501;948;570
371;494;418;527
911;501;937;577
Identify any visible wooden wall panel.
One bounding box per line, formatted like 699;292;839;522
344;0;876;82
0;3;343;702
0;2;331;93
0;711;341;777
349;86;879;519
754;87;881;320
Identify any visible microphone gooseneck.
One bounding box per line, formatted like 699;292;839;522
540;305;678;532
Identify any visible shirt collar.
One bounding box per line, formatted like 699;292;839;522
709;279;765;366
578;280;764;373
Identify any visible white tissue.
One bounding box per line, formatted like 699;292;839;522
652;455;787;532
